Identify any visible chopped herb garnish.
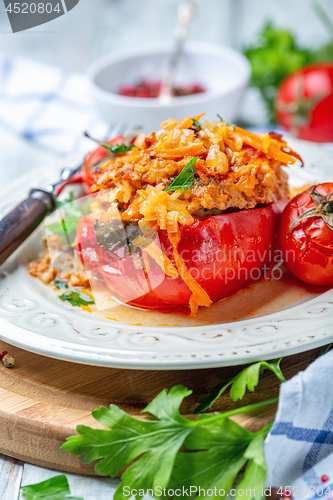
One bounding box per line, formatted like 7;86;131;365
21;474;82;500
84;131;134;154
194;358;285;413
102;143;134;153
192;118;201;131
165;157;198;192
46;215;82;238
59;291;95;307
47;192;91;243
55;280;69;290
217;114;236;130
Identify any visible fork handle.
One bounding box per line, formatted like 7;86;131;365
0;196;52;267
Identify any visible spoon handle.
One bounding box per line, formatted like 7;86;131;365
159;2;196;101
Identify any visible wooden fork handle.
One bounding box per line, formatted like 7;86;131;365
0;195;52;267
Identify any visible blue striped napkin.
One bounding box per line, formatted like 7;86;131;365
266;350;333;496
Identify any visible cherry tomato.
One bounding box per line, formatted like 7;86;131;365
279;183;333;286
275;63;333;142
76;200;286;309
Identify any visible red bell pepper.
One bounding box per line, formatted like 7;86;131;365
76;199;286;310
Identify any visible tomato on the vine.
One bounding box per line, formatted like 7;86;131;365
275;63;333;142
279;183;333;286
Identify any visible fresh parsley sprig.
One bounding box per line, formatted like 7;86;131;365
23;357;286;500
21;474;82;500
56;191;75;209
61;385;277;500
165;157;198;192
194;359;286;413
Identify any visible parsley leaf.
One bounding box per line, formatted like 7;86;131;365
56;191;75;209
319;343;333;357
56;191;91;218
192;118;201;131
84;131;134;154
59;291;95;307
21;474;82;500
194;359;285;413
235;433;267;500
55;280;69;290
168;418;253;498
62;386;195;499
217;114;236;130
48;193;92;243
102;143;134;153
62;382;277;500
165;157;198;192
46;215;81;238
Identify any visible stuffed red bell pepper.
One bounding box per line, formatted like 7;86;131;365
74;116;299;315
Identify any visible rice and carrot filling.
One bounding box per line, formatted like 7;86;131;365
90;116;297;230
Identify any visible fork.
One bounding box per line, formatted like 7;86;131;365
0;124;138;267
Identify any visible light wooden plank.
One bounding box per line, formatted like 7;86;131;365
0;340;320;475
19;463;120;500
0;453;23;500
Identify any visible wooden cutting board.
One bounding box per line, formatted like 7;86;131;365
0;340;320;475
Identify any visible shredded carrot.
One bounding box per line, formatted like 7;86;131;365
189;294;199;316
173;248;212;309
192;112;206;121
132;236;178;279
176;117;194;130
235;127;296;165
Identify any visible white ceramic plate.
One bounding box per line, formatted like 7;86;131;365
0;139;333;369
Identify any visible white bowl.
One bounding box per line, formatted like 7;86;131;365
87;42;251;133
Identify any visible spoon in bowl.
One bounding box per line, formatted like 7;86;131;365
159;2;196;103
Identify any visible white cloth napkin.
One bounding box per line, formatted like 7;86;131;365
0;53;111;156
265;350;333;495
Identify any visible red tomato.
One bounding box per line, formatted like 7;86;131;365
76;200;286;309
279;183;333;286
82;135;125;193
275;63;333;142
